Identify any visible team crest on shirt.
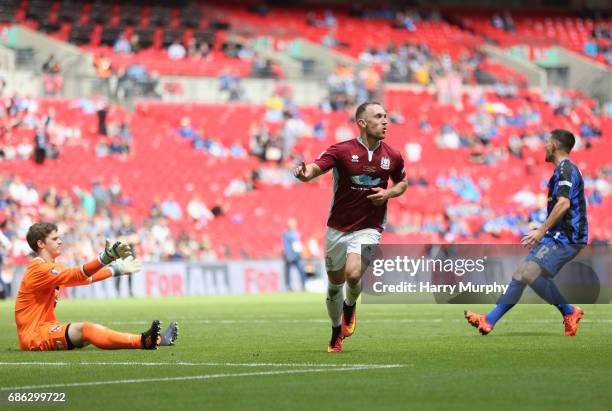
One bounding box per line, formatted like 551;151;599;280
380;156;391;170
351;154;359;162
50;268;59;275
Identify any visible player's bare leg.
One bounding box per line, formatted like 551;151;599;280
326;267;345;352
342;253;362;338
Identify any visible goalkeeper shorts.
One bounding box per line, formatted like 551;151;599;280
20;322;74;351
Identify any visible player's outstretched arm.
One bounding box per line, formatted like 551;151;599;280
292;162;323;182
71;256;143;286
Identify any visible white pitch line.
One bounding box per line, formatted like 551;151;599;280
0;362;407;368
104;318;610;325
0;365;406;391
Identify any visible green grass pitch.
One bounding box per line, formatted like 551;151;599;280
1;294;611;410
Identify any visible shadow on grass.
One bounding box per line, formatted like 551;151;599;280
497;332;560;337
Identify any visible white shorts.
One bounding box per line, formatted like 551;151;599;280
324;227;382;272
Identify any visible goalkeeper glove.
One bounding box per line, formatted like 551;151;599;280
99;240;133;265
109;256;142;277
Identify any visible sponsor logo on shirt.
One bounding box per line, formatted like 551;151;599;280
381;156;391;170
351;175;382;186
49;325;61;333
351;154;359;162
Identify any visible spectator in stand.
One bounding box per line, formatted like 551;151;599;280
323;10;337;28
187;38;207;60
393;10;418;31
306;12;319;27
176;117;197;139
113;32;132;55
161;194;182;221
583;37;599;57
229;140;247;158
219;69;245;100
405;141;422;163
187;194;214;226
33;126;48;164
41;54;63;96
208;199;224;218
95;96;109;136
91;180;111;212
72;185;96;218
93;54;113;96
197;235;218;262
109;135;130;156
321;28;342;48
168;40;186;61
109;176;124;205
224;175;250;197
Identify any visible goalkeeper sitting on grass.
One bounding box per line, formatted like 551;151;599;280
14;222;178;351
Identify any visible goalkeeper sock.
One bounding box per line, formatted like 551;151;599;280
82;322;142;349
326;281;344;327
344;279;362;306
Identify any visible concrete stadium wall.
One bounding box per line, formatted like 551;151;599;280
553;47;611;105
158;77;328;105
482;44;547;88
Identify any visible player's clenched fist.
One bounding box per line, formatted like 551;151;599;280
292;162;309;182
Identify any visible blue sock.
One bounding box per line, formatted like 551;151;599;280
530;276;573;315
558;304;574;316
485;279;526;325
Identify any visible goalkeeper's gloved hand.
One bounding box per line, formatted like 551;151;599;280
99;240;133;265
109;256;142;277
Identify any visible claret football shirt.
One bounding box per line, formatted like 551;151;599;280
314;137;406;233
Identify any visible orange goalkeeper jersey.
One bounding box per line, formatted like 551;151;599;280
15;257;111;349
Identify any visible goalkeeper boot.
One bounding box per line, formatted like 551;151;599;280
327;326;343;353
141;320;161;350
464;310;493;335
341;302;357;338
563;306;583;336
160;321;179;346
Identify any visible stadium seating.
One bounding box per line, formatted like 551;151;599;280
7;1;507;77
2;86;610;259
9;2;610;68
1;2;610;259
452;11;611;65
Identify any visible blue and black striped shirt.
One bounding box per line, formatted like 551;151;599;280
546;159;588;244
